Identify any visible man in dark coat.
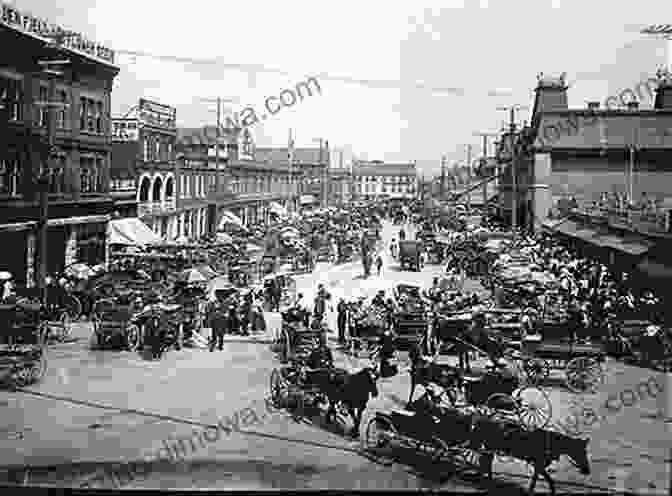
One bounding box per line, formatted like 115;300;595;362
209;301;226;352
337;298;348;345
313;284;330;323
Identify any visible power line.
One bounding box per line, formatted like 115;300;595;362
115;49;465;96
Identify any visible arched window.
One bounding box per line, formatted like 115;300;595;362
138;176;151;202
152;177;163;202
165;177;174;198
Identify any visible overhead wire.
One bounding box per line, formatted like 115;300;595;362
114;49;465;96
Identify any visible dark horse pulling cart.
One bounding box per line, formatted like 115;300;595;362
365;349;588;495
0;301;48;388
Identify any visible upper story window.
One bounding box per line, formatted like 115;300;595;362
0;157;21;196
143;138;149;162
37;86;48;127
57;90;68;129
0;77;23;122
96;101;103;133
80;97;103;133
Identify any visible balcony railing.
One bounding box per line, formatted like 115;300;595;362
574;206;671;234
138;198;176;216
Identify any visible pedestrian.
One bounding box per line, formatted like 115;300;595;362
209;302;225;351
376;255;383;275
399;228;406;241
337;298;348;345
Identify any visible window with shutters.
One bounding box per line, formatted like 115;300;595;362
37;86;48;127
96;101;103;133
57;90;67;129
79;97;87;130
0;77;22;122
0;157;20;196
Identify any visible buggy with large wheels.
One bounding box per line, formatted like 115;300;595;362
90;298;142;351
398;240;423;271
347;306;388;358
274;310;324;364
0;301;48;388
135;303;184;360
392;284;431;351
508;335;606;393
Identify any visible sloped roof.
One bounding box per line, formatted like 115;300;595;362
534;110;672;149
176;126;240;146
254;147;325;165
354;162;416;176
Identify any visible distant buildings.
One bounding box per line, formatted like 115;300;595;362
352;160;418;200
0;2;118;284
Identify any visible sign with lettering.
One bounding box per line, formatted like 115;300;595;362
0;1;115;64
138;99;176;129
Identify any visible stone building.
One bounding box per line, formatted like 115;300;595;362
111;99;179;239
0;3;118;284
352;160;418;200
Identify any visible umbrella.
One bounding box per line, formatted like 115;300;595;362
245;243;263;253
280;231;299;239
178;268;208;283
65;263;95;279
216;233;233;244
196;265;218;279
0;271;12;281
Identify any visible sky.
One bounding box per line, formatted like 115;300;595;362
6;0;672;176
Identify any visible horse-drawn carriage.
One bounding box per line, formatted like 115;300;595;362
337;241;356;263
273;309;323;364
90;297;142;351
398;240;423;271
347;305;388;358
0;301;48;388
134;303;184;360
364;351;585;495
392;284;431;350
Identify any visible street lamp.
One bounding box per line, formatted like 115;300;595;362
497;104;528;231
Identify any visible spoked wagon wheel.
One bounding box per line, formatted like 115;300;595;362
364;416;397;456
649;339;672;372
58;311;72;342
566;357;604;393
513;387;552;429
270;368;289;407
125;324;141;351
28;351;48;384
522;358;550;386
428;436;450;466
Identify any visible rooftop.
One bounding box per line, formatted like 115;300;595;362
353;161;417;176
1;1;116;66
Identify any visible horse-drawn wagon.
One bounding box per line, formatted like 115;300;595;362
398;240;423;271
392;284;431;351
0;301;48;388
90;297;142;351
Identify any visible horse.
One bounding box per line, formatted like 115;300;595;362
407;345;461;407
471;416;590;495
311;366;379;437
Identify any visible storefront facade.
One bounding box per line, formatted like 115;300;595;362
0;6;118;284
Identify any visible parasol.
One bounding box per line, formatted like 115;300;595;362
178;268;208;283
65;263;95;279
245;243;263;253
0;271;13;281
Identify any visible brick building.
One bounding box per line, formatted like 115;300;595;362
111;99;178;239
0;3;118;284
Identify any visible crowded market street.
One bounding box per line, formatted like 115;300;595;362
0;219;668;493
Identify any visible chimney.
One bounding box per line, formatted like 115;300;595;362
587;101;600;110
627;101;639;110
531;72;569;121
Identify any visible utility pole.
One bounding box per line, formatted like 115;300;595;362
497;104;528;232
473;131;498;209
440;155;446;199
35;34;70;301
215;96;221;194
465;144;472;212
288;128;294;213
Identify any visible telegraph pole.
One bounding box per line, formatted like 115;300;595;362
288;129;294;212
473;131;498;209
35;34;70;301
497;104;528;231
465;144;472;212
440;155;446;199
215;96;221;193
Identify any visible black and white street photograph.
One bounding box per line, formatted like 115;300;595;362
0;1;671;493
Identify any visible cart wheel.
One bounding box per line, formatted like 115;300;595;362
66;295;83;321
513;387;552;430
270;368;289;407
429;436;450;465
28;352;48;384
125;324;141;351
364;415;397;455
58;311;72;341
566;357;603;393
522;358;550;386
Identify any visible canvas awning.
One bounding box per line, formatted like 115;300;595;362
550;220;652;256
269;201;286;214
218;210;244;229
107;218;163;246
